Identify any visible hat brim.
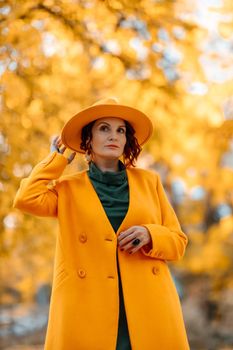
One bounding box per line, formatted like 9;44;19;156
61;104;154;153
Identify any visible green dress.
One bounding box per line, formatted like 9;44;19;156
88;161;131;350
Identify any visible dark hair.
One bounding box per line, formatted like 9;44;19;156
80;119;141;167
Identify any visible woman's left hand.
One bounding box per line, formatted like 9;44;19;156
50;135;76;164
117;226;152;254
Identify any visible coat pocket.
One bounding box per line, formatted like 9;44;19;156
53;262;70;292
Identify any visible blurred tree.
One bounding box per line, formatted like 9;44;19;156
0;0;232;301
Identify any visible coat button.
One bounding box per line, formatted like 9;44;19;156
79;233;87;243
78;269;86;278
152;266;160;275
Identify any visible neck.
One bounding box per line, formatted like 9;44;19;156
92;157;119;172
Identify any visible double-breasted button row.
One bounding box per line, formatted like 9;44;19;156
77;269;116;279
79;234;115;243
79;268;159;278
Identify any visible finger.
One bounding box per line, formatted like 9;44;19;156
57;137;63;147
52;135;59;143
120;236;144;252
51;137;59;148
118;226;137;242
118;233;136;247
122;241;142;253
128;246;142;254
67;152;76;164
54;139;62;148
59;146;66;154
128;231;152;254
50;144;58;152
50;137;59;152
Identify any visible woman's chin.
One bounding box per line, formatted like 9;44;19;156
94;151;122;161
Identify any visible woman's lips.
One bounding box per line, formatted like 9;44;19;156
105;145;119;148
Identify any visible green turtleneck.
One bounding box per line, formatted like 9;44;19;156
88;161;131;350
88;161;129;232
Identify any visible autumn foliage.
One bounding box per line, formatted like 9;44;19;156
0;2;233;345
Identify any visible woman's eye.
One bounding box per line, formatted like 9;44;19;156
118;128;126;134
99;125;109;131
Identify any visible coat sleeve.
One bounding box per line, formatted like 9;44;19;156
13;152;68;217
141;173;188;261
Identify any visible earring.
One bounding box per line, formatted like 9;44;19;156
85;150;92;163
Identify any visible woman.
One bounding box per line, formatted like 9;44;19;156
13;97;190;350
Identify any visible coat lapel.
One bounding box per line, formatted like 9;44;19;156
116;168;139;234
83;172;116;237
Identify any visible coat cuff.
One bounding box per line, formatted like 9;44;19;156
141;224;187;261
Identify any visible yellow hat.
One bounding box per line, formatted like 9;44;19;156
61;97;154;153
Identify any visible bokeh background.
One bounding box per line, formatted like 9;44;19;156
0;0;233;349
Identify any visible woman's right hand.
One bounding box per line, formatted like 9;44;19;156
50;135;76;164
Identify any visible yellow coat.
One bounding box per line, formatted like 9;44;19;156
13;152;190;350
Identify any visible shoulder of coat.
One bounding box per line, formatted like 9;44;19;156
127;166;159;180
55;169;87;185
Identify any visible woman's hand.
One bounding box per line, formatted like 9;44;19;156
50;135;76;164
117;226;152;254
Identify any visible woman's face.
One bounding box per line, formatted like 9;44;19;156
90;117;127;161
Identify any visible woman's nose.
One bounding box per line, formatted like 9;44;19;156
108;132;118;141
